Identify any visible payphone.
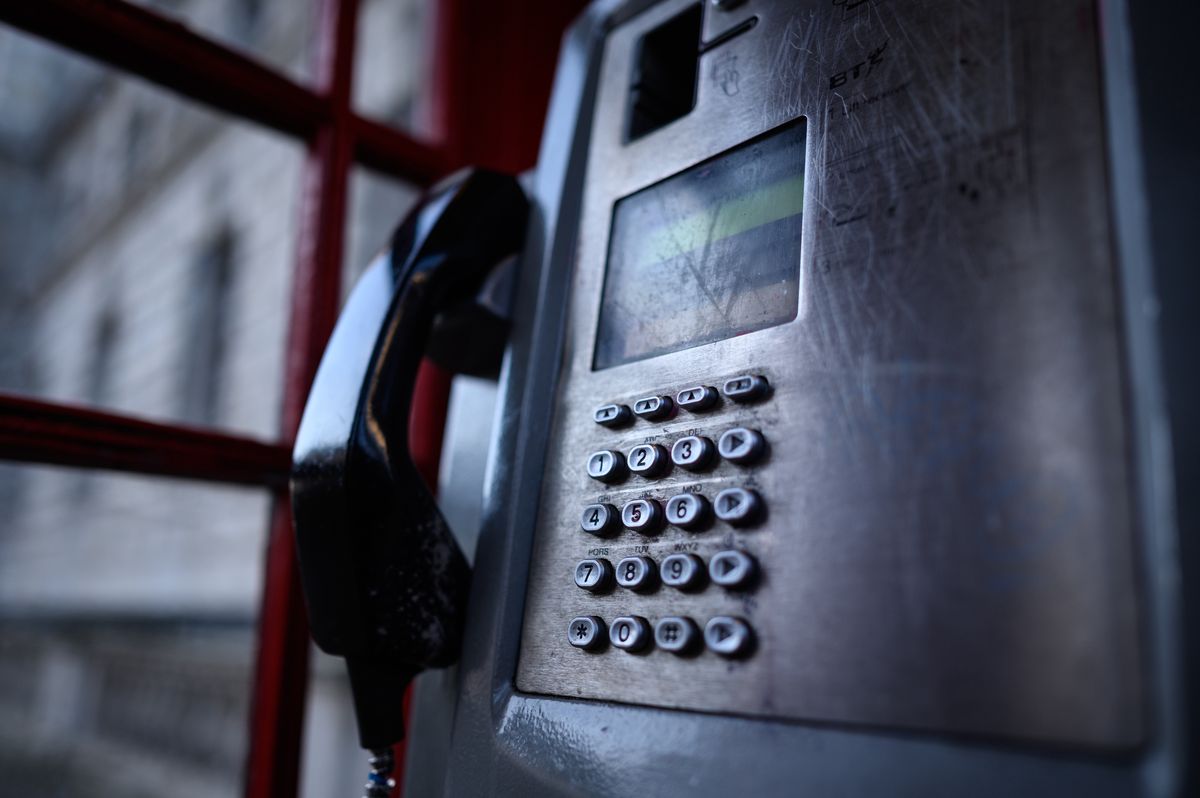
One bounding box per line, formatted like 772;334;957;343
293;0;1194;795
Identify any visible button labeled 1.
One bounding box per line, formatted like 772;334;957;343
610;615;651;651
586;450;627;483
568;616;605;650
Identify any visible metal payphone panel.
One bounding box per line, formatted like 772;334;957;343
516;0;1141;748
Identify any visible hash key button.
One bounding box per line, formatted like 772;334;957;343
713;487;763;526
655;616;700;654
717;427;765;464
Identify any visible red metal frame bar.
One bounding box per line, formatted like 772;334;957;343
0;392;290;486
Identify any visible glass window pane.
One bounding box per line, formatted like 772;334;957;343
352;0;435;135
0;463;269;796
0;29;303;440
128;0;316;84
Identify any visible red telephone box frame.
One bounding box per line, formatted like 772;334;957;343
0;0;585;795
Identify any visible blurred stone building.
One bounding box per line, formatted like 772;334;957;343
0;0;427;794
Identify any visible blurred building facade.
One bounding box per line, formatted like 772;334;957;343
0;0;426;794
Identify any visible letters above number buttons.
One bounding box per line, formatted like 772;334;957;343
574;558;614;592
580;503;618;536
709;549;758;589
717;427;765;464
633;395;673;420
655;616;701;654
628;443;668;477
671;435;715;470
704;616;755;657
615;556;658;591
713;487;763;526
723;374;770;402
665;493;710;530
621;499;663;533
586;450;627;483
676;385;718;412
593;403;632;427
660;553;705;590
568;616;606;650
610;615;652;651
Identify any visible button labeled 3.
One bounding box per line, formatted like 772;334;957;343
670;435;715;470
713;487;763;526
717;427;765;464
655;616;700;654
610;615;651;651
627;443;668;477
632;395;673;420
704;616;755;657
567;616;605;650
621;498;663;533
709;549;758;589
665;493;710;530
586;450;627;483
615;556;658;591
574;558;614;592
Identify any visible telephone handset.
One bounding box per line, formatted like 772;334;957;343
290;168;528;781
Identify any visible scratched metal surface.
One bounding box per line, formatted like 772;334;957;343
515;0;1142;747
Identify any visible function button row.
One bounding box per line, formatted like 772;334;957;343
591;375;769;427
580;488;763;536
585;428;764;483
574;550;758;593
567;614;754;657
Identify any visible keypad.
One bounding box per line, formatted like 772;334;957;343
610;616;652;651
670;435;715;470
660;553;705;590
627;443;669;477
568;616;605;650
580;503;618;535
713;487;763;526
664;493;709;530
586;449;627;483
704;616;755;657
709;549;758;589
717;427;765;464
676;385;718;412
723;374;769;402
574;558;614;592
632;395;674;420
615;555;658;591
655;616;700;654
593;403;632;427
621;499;663;533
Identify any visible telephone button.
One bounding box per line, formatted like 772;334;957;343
632;395;674;420
664;493;710;530
709;549;758;589
610;616;652;651
568;616;606;650
621;499;663;533
615;556;658;591
660;553;705;590
676;385;718;412
713;487;763;526
580;503;618;535
723;374;770;402
574;558;614;592
704;616;755;657
586;450;627;483
670;435;715;470
655;616;701;654
627;443;668;477
593;403;632;427
717;427;765;464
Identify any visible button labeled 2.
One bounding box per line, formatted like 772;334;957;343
627;443;668;477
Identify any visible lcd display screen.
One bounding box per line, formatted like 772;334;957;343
593;119;806;370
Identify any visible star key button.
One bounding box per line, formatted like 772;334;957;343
567;616;605;650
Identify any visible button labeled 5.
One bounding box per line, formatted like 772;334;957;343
621;498;662;533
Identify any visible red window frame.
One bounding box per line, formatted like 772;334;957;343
0;1;585;795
